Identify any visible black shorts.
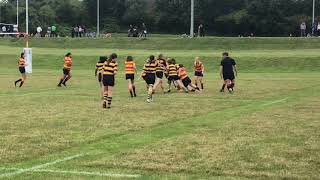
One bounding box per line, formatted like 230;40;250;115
19;67;26;74
194;71;203;77
168;75;179;81
103;74;115;86
156;71;164;79
126;74;135;80
182;77;192;88
144;73;156;85
97;73;102;82
63;68;70;76
223;73;235;81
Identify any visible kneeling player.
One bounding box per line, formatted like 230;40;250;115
178;64;200;92
220;52;237;93
142;55;157;103
125;56;137;97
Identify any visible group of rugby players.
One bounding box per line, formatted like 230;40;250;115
14;51;237;109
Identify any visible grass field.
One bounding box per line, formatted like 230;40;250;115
0;37;319;179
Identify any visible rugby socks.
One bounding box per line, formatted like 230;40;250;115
62;76;71;86
15;79;22;87
220;84;226;92
133;85;137;97
103;93;108;108
201;83;204;90
19;81;24;87
57;78;63;86
107;97;112;108
129;90;134;98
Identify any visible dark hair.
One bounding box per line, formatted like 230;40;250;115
158;54;164;60
99;56;107;63
65;52;72;57
179;64;184;68
167;58;172;64
222;52;229;56
20;52;24;58
172;58;176;64
126;56;133;61
148;55;155;64
109;53;118;61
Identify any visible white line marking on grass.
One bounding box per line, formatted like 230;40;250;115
0;168;140;178
262;98;288;106
32;169;141;178
0;154;84;178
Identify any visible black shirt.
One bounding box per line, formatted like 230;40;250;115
221;57;236;74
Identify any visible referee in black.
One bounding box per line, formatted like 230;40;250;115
220;52;237;93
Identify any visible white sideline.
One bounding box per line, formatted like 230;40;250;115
32;169;141;178
0;154;84;178
262;98;288;106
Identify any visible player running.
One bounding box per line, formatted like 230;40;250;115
58;53;73;87
14;52;28;87
95;56;107;98
193;57;204;90
142;55;157;103
220;52;237;93
125;56;137;97
153;54;167;93
102;53;118;109
178;64;200;92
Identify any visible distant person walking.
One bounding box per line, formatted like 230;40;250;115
300;22;306;37
141;23;147;38
14;52;28;87
198;24;205;37
51;25;57;37
220;52;237;93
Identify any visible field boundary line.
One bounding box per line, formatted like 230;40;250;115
262;98;288;106
0;154;84;178
0;168;140;178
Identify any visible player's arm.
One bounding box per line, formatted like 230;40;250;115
220;66;223;79
233;65;238;77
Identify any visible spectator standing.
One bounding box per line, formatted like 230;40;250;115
300;22;306;37
36;26;42;37
317;22;320;36
128;24;134;37
198;24;205;37
51;25;57;37
47;26;52;37
79;26;83;37
74;26;79;37
141;23;147;38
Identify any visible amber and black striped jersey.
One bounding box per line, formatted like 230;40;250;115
125;61;136;74
156;59;166;72
178;67;188;80
63;56;72;70
194;62;204;72
167;64;178;76
103;61;118;75
18;58;26;67
96;62;104;73
143;62;157;74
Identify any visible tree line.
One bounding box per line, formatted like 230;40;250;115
0;0;319;36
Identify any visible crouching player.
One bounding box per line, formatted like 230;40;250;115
58;53;73;87
220;52;237;93
142;55;157;103
95;56;107;98
178;64;200;92
102;53;118;109
125;56;137;97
